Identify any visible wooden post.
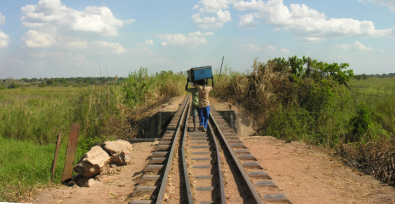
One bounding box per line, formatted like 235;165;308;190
61;124;80;183
219;56;224;77
51;131;62;183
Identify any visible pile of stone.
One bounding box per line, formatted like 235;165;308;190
72;140;133;187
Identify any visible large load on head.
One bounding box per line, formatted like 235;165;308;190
187;66;212;83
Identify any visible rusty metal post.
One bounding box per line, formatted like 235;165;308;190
61;124;80;183
51;131;62;183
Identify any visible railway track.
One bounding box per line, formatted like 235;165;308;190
182;102;226;204
129;96;292;204
130;96;190;204
209;108;292;204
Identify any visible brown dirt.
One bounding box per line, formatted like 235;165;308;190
159;96;185;112
33;142;155;204
32;96;395;204
242;136;395;204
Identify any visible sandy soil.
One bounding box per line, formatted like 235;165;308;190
33;142;155;204
159;96;185;112
243;136;395;204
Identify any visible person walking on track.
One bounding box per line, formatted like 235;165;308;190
194;76;214;132
185;79;199;131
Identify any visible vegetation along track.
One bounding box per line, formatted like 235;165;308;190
129;96;292;204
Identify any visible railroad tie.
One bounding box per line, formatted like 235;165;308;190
144;164;163;172
148;157;166;164
139;175;160;183
248;171;272;179
263;194;293;203
151;151;168;157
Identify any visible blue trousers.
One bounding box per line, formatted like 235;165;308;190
198;105;210;130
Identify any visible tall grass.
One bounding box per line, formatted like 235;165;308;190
0;67;186;202
213;57;395;185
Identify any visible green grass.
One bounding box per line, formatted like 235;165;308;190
0;68;186;202
0;86;87;144
0;134;90;202
349;77;395;133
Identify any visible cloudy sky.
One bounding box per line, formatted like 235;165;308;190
0;0;394;79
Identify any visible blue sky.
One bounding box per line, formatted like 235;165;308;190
0;0;394;79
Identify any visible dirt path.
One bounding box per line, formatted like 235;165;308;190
33;142;155;204
32;96;395;204
243;136;395;204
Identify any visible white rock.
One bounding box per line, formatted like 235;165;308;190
73;146;110;178
110;150;132;165
102;140;133;156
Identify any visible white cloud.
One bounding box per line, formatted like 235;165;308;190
0;57;26;68
334;41;372;51
130;47;154;56
354;41;372;51
297;37;325;43
136;39;154;46
244;43;263;51
0;30;10;48
91;41;126;54
244;44;277;52
280;48;290;54
192;0;234;29
21;30;56;48
124;18;136;24
198;0;235;13
381;49;385;53
334;43;352;51
159;33;208;48
67;53;96;67
192;5;199;9
188;31;214;36
192;9;231;29
0;12;5;25
28;51;65;58
238;13;260;28
359;0;395;11
28;61;48;71
151;57;175;65
20;0;126;36
266;45;277;51
66;40;88;49
233;0;392;41
145;39;154;46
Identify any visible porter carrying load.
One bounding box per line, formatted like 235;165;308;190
187;66;212;83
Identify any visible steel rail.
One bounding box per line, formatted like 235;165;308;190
155;96;190;204
208;116;226;204
209;112;264;204
181;102;194;203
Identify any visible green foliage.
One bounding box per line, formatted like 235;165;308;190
213;56;371;147
123;67;155;106
0;87;6;90
350;104;371;136
7;82;20;89
122;67;185;107
38;82;46;87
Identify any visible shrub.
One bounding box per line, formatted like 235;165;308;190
7;82;20;89
349;104;371;136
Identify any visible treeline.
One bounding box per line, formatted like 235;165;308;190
354;73;395;80
0;76;125;89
